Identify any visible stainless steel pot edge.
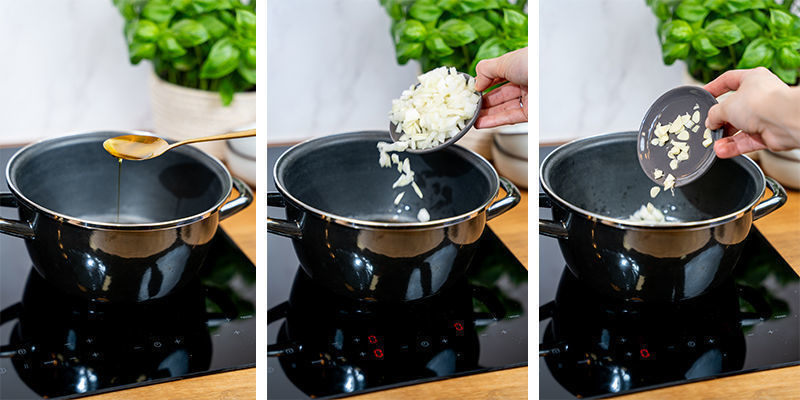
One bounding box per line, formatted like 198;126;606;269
272;132;506;230
539;131;769;230
4;131;238;231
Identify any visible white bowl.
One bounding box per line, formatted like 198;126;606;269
759;150;800;190
491;134;528;189
225;137;256;188
494;132;528;159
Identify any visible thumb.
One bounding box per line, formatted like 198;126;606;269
705;102;728;131
475;57;506;92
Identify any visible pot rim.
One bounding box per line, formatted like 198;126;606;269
540;131;766;230
5;131;234;231
273;131;501;230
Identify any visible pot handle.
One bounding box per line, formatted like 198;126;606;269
0;193;34;239
267;192;302;239
753;177;787;221
539;193;568;239
219;177;254;221
486;177;521;221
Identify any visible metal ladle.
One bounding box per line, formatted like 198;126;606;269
103;129;256;161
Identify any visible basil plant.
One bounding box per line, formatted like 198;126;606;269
647;0;800;84
379;0;528;76
113;0;256;105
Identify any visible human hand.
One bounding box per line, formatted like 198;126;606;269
704;67;800;158
474;47;528;129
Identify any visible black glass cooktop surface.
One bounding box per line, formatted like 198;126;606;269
539;146;800;399
267;146;528;399
0;146;256;399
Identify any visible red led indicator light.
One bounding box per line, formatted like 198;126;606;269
374;349;384;358
453;322;464;331
640;349;650;359
368;335;378;344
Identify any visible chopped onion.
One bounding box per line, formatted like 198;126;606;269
417;208;430;222
394;191;405;205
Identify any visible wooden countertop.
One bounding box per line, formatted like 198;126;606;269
84;190;257;400
617;187;800;400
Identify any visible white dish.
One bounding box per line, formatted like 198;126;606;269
760;150;800;190
226;137;256;188
494;132;528;159
491;134;528;189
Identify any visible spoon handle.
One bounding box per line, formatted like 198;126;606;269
169;129;256;148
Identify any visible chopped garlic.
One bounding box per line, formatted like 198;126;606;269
677;151;689;161
417;208;430;222
654;168;663;179
411;181;423;199
692;125;699;133
703;128;711;139
629;202;666;223
693;103;700;110
394;191;405;205
664;173;676;195
650;186;661;198
677;130;690;141
670;159;679;170
692;110;700;123
703;138;713;147
681;113;691;124
669;116;683;133
650;138;659;146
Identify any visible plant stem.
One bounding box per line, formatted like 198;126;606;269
728;46;737;70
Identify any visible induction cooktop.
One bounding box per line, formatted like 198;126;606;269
267;145;528;399
0;146;256;399
538;146;800;399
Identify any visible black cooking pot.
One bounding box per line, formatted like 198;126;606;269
267;131;520;302
539;269;770;397
0;270;239;398
539;132;786;302
0;132;253;302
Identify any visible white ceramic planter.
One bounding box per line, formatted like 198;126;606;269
149;71;256;161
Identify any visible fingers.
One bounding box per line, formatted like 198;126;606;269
713;133;766;158
703;69;749;97
482;84;523;107
475;58;506;92
705;101;733;131
475;97;527;129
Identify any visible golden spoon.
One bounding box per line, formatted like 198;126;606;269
103;129;256;160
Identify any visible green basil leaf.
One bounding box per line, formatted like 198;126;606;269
171;19;210;47
171;0;191;11
134;20;160;42
676;0;709;22
157;35;187;58
219;76;235;106
777;47;800;68
129;42;157;64
400;20;428;42
395;42;424;64
235;9;256;39
465;14;495;38
662;42;690;65
244;45;256;68
737;37;774;68
706;52;732;69
198;15;228;38
409;0;443;22
237;64;256;85
425;33;454;56
503;37;529;51
142;0;175;24
385;0;403;21
470;36;507;74
723;0;765;14
704;19;743;47
772;65;798;84
662;20;693;43
752;9;770;26
731;15;761;39
437;0;459;11
502;9;527;36
438;19;478;47
124;20;137;44
702;0;725;12
692;34;720;57
485;9;503;26
769;9;793;33
439;51;467;70
200;38;241;79
653;2;671;20
172;53;197;71
775;36;800;50
189;0;224;15
114;0;137;20
455;0;499;15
